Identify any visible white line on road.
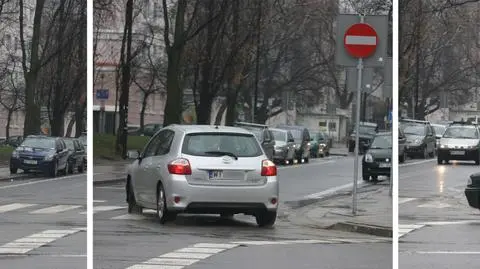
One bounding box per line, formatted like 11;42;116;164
303;181;367;200
0;228;81;254
398;198;417;204
278;160;336;170
416;251;480;255
30;205;82;214
400;159;436;167
418;220;480;226
0;174;85;190
0;203;36;213
80;206;125;215
399;224;426;238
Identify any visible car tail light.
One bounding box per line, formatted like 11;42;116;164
261;159;277;176
168;158;192;175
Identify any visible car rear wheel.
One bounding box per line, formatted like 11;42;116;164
423;147;429;159
399;151;406;163
68;162;74;174
78;163;84;173
362;173;370;181
10;167;17;174
476;153;480;165
437;157;443;165
255;211;276;227
156;183;175;224
49;162;58;178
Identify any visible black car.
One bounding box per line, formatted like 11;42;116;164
234;122;275;161
275;125;311;163
64;138;86;174
347;122;378;154
400;119;436;159
465;173;480;209
362;132;392;182
10;136;69;177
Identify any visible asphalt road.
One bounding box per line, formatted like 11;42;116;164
0;173;87;269
93;155;390;269
399;156;480;268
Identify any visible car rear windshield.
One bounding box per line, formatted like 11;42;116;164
182;132;263;157
443;126;479;139
21;138;55;149
370;135;392;149
402;124;425;136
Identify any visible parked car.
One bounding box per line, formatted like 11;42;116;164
275;125;311;163
130;123;163;137
7;135;24;147
362;132;392;182
10;135;69;177
64;138;86;173
400;119;436;159
125;125;279;227
437;121;480;165
270;128;296;165
399;129;407;163
465;173;480;209
234;122;275;161
347;122;378;154
310;131;332;158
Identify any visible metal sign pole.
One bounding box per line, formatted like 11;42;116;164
352;56;363;215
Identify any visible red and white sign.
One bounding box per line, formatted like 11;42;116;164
343;23;378;58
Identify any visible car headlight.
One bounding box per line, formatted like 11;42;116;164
11;151;19;158
44;153;55;161
365;153;374;163
319;143;326;147
414;139;422;144
440;144;446;148
468;177;472;185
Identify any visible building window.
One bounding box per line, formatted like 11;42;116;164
154;2;161;18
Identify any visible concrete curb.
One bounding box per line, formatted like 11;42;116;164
328;221;392;238
0;175;34;182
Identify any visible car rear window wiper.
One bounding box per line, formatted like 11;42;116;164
204;151;238;160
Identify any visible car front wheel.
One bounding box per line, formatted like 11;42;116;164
156;183;175;224
127;180;142;214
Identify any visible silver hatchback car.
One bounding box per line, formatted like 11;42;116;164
125;124;279;227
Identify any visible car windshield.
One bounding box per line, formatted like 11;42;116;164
64;139;75;150
271;130;286;142
288;130;302;142
182;133;263;157
433;126;446;136
316;133;326;140
370;135;392;149
443;127;479;139
402;124;425;136
357;126;376;135
21;138;55;149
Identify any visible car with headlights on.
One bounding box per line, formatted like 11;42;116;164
125;125;279;227
270;128;296;165
347;122;377;154
309;131;332;158
275;125;311;163
437;121;480;165
10;135;69;177
234;122;275;161
465;173;480;209
400;119;436;159
362;132;392;182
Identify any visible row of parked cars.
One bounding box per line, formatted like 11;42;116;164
9;134;87;177
233;122;333;165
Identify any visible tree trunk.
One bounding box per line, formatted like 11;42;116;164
6;109;12;139
75;102;86;137
215;100;227;125
162;0;187;126
140;93;149;131
116;0;134;158
65;117;75;137
225;90;238;126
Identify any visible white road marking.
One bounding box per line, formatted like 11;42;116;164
30;205;82;214
278;160;336;170
303;181;366;200
93;200;106;203
0;228;81;254
112;214;148;220
0;203;36;213
80;206;125;215
96;186;125;190
399;224;426;238
0;174;85;190
399;198;417;204
400;159;436;167
417;202;451;209
419;220;480;226
144;258;198;266
160;252;214;259
416;251;480;255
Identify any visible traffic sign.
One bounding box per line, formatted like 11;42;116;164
96;89;109;100
344;23;378;58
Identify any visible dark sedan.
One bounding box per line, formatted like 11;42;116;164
362;132;392;182
465;173;480;209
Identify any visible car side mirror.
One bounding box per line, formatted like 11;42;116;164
288;138;294;142
127;150;140;159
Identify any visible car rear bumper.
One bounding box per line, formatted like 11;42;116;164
404;145;424;154
438;148;478;160
10;158;54;172
166;177;279;213
273;149;288;160
465;187;480;209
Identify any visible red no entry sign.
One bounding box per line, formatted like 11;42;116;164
343;23;378;58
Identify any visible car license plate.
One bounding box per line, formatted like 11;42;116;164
208;170;223;179
23;160;37;165
451;150;465;155
379;163;391;168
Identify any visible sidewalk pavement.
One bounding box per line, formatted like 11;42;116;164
94;162;129;185
329;143;349;156
288;184;392;238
